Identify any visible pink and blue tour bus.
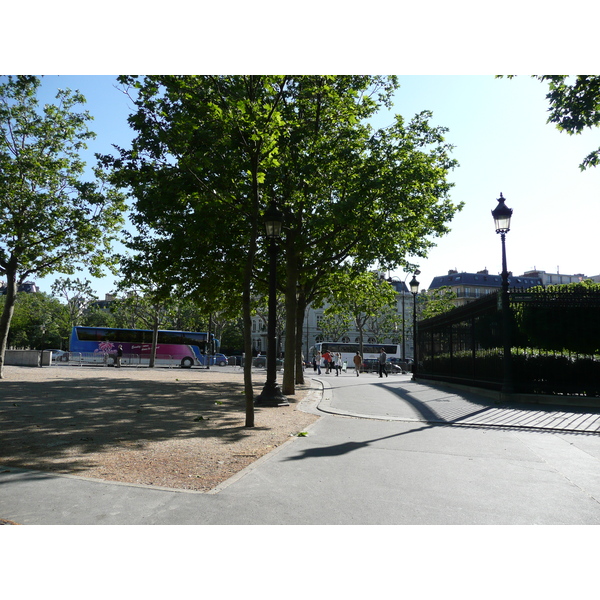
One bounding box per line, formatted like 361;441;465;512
69;326;222;368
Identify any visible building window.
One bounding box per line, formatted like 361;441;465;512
316;315;324;330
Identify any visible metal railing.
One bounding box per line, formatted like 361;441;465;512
54;352;181;368
416;288;600;397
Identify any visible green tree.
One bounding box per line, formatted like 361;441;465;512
51;277;98;330
103;76;460;420
1;291;68;350
80;303;117;328
103;75;287;426
366;305;403;343
219;318;244;355
420;286;457;319
115;283;178;367
325;271;398;357
0;76;126;378
262;77;460;393
538;75;600;170
319;312;352;342
504;75;600;170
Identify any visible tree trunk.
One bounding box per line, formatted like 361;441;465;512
243;245;257;427
357;315;366;360
295;291;307;385
244;153;261;427
0;270;18;379
150;313;159;368
282;234;298;395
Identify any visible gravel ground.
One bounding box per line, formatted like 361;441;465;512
0;364;320;492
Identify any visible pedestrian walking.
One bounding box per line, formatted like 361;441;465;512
333;352;342;376
378;348;388;378
323;350;332;374
353;351;362;376
116;345;123;368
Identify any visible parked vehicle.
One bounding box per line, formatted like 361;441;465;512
253;355;283;368
389;357;412;373
227;355;245;367
309;342;402;367
46;349;67;361
211;353;228;366
361;358;380;372
68;326;222;368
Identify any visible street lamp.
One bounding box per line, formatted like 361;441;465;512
492;192;513;394
400;270;420;362
255;203;289;407
492;192;512;235
409;274;419;380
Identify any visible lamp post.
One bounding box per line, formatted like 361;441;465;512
492;192;514;394
402;270;420;362
255;203;289;407
409;274;420;380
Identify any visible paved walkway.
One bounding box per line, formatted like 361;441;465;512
316;373;600;434
2;372;600;525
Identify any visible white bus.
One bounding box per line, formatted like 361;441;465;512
308;342;402;369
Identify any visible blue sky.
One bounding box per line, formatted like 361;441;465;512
381;75;600;288
17;75;600;297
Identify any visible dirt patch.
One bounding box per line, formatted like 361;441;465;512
0;365;320;492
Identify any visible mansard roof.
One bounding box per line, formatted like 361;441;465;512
386;278;409;293
428;270;542;290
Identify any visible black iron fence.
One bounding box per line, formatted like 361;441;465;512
416;287;600;397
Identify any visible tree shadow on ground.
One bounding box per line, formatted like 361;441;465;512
382;380;600;427
285;378;600;463
0;373;270;474
283;423;437;461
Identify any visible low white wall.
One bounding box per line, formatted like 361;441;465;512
4;350;51;367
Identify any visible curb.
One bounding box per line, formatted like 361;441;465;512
209;379;325;494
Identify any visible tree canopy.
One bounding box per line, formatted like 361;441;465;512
537;75;600;170
0;76;126;377
504;75;600;170
103;75;461;421
324;271;399;356
0;291;67;350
